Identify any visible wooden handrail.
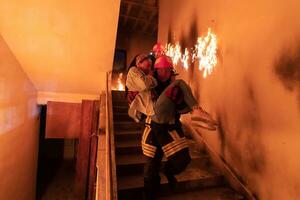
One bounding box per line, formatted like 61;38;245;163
105;71;118;200
96;71;118;200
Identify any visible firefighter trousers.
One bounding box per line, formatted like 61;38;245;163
142;121;191;200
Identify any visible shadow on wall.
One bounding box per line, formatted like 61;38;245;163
274;44;300;108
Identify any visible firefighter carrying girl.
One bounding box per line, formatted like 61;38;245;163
125;44;217;200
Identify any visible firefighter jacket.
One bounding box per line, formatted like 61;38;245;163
151;79;198;124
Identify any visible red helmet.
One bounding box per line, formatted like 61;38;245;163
154;55;173;69
152;43;165;54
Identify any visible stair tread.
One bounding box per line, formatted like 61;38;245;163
112;100;128;105
115;139;204;151
113;104;129;108
116;139;140;148
157;186;244;200
116;152;208;166
115;129;142;135
114;121;141;125
113;112;131;115
117;158;222;190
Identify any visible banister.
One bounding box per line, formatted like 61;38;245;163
96;71;118;200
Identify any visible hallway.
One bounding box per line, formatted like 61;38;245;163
39;160;79;200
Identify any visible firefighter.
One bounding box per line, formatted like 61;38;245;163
126;54;217;199
142;55;206;200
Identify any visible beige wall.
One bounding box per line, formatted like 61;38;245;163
0;35;39;200
0;0;120;102
159;0;300;199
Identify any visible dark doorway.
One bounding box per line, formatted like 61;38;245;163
36;105;79;200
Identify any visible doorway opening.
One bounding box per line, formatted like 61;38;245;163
36;105;79;200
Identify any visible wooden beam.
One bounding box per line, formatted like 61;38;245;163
122;0;157;9
120;14;148;23
132;5;144;31
143;10;157;32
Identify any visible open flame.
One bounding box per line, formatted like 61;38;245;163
165;42;181;66
117;73;125;91
181;48;190;70
195;28;218;78
164;28;218;78
112;73;125;91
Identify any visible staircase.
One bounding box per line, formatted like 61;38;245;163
112;91;245;200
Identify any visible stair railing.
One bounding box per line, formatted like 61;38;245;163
95;71;118;200
105;71;118;200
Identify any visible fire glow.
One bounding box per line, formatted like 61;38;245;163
165;28;218;78
113;73;125;91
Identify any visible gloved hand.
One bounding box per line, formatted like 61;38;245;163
165;85;184;105
191;106;218;126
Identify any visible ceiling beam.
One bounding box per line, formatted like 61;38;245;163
122;0;157;9
120;14;148;23
143;9;157;32
132;3;144;31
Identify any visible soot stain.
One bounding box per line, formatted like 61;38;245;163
179;15;199;95
239;79;266;173
216;80;266;174
274;44;300;108
274;45;300;91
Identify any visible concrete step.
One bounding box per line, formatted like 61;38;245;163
158;187;245;200
114;121;143;132
115;139;209;175
115;130;142;141
117;159;225;199
113;100;129;107
115;138;205;155
116;154;211;176
115;138;141;155
113;105;128;114
113;113;134;122
112;90;126;101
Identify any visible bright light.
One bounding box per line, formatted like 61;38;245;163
181;48;189;70
117;73;125;91
112;73;125;91
165;42;182;66
194;28;218;78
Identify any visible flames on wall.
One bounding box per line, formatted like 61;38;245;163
112;28;218;91
165;28;218;78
